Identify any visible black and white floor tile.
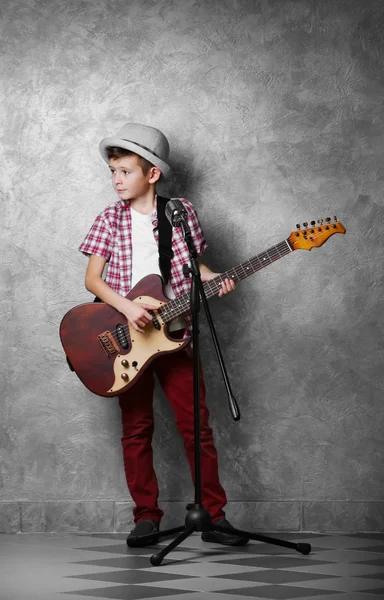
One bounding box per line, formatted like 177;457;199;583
1;530;384;599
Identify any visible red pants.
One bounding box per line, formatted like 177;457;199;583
118;342;227;524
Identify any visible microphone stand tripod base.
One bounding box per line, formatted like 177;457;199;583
148;503;311;566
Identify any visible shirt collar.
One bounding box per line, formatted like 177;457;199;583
116;194;158;225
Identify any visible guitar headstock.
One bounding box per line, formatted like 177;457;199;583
288;217;346;250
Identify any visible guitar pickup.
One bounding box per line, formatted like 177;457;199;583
98;331;120;357
148;310;161;330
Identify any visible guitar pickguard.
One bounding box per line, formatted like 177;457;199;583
107;296;185;394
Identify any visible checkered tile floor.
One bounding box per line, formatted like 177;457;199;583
1;530;384;599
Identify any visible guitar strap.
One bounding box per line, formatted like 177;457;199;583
94;195;173;302
156;195;173;285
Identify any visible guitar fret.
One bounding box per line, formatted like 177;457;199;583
244;260;254;277
206;280;215;295
239;264;247;278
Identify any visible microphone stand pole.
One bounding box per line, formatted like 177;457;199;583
128;214;311;566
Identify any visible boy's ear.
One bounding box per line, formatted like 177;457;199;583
149;166;162;184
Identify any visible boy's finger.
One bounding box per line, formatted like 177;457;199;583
218;279;234;296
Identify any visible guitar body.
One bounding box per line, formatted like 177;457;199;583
59;275;189;398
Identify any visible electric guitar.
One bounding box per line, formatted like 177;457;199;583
60;217;345;397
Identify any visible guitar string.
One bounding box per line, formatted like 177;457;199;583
107;239;292;342
158;226;337;321
106;224;336;341
109;241;292;340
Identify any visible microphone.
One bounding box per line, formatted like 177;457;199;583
165;199;188;227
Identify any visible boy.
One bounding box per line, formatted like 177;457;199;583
79;122;247;546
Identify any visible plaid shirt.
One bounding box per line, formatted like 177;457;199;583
78;196;208;338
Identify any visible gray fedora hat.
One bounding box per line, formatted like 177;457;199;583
99;122;171;178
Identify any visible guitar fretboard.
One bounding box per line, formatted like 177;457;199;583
158;238;293;323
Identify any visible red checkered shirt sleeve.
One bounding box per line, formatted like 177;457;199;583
78;213;114;260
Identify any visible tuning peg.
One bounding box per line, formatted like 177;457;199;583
317;219;323;224
310;220;316;226
303;222;308;227
325;217;331;222
296;223;301;229
334;216;337;221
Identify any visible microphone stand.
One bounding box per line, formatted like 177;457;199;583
127;213;311;565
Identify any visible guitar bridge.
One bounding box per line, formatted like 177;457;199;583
98;331;119;357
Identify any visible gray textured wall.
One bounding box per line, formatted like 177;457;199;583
1;0;384;533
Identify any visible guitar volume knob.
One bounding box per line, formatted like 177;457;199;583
121;359;129;367
121;373;129;381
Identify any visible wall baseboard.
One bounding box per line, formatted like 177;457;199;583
1;501;383;533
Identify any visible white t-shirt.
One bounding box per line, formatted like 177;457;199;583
131;208;185;332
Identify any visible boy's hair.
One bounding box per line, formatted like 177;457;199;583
105;146;153;175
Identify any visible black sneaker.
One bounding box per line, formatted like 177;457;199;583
201;518;249;546
126;519;160;547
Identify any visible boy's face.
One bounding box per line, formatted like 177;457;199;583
109;155;156;201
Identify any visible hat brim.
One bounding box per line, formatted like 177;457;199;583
99;137;171;178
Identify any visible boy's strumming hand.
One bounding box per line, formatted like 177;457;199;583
120;299;158;333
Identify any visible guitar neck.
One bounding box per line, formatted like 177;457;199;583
159;238;293;323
